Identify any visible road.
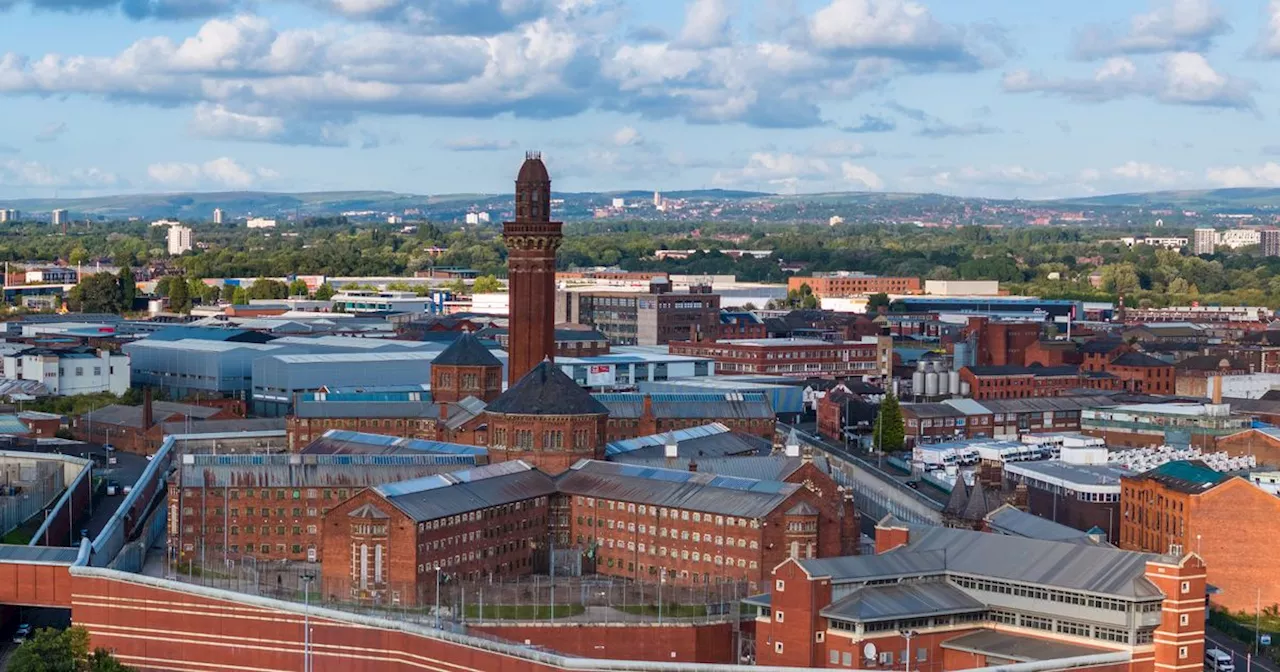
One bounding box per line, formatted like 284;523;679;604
1208;626;1280;672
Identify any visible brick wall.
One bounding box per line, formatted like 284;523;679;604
471;622;736;664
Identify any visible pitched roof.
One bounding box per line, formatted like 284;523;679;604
374;460;557;523
555;459;801;518
821;581;985;623
983;504;1102;545
485;361;608;416
1135;460;1228;494
431;332;503;367
604;423;770;459
607;455;829;481
964;364;1080;377
1109;352;1171;368
1078;339;1126;354
302;430;487;456
349;503;389;519
594;392;773;420
1174;355;1249;372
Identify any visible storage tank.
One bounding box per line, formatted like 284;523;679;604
960;381;971;396
949;370;961;396
925;371;940;397
912;370;925;398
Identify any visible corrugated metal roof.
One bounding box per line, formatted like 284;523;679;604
798;550;948;582
821;581;985;623
271;352;442;364
984;505;1098;544
375;461;557;522
160;418;284;435
604;423;770;459
294;400;443;419
975;395;1121;414
84;402;224;428
0;546;80;564
594;392;774;420
555;460;799;518
307;430;487;456
941;630;1109;663
609;455;831;481
178;453;475;489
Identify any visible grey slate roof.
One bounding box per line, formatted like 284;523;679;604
798;550;948;582
594;392;774;420
294;400;443;419
555;459;800;519
302;430;487;457
375;461;557;523
821;581;985;623
161;417;284;435
604;423;770;459
983;504;1101;545
608;455;830;481
486;361;608;416
84;401;224;428
891;525;1164;598
1110;352;1171;368
432;332;503;368
941;630;1108;663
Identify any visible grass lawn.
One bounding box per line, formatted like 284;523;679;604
463;604;586;620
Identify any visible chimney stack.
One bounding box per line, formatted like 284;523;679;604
1212;375;1223;405
664;432;678;459
688;460;698;473
784;428;801;458
142;386;154;429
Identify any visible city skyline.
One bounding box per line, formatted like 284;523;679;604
3;0;1280;200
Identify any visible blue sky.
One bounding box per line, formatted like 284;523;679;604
2;0;1280;200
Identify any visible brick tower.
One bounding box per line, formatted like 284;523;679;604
503;151;561;386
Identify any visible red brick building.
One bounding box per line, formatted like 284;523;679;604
963;317;1041;367
751;519;1205;672
73;397;241;453
1120;460;1279;613
503;152;562;386
597;392;776;441
477;326;611;358
717;311;767;339
787;273;921;297
556;459;857;591
169;451;482;564
1022;339;1083;367
669;336;887;379
1106;352;1176;394
428;331;504;403
483;361;608;474
959;365;1085;400
286;397;488;451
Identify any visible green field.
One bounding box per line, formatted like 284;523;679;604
463;604;586;620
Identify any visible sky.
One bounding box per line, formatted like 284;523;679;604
2;0;1280;200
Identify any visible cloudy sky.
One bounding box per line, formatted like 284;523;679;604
2;0;1280;199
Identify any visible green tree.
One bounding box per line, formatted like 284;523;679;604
872;392;905;454
117;264;136;310
68;247;89;266
168;275;191;313
246;277;289;300
228;285;249;305
313;283;335;301
154;276;173;297
1101;263;1141;295
67;273;125;314
866;292;891;314
287;278;309;297
9;626;136;671
471;274;503;293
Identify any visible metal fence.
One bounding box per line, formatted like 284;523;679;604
166;552;752;628
0;460;64;537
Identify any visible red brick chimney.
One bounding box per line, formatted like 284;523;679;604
688;460;698;473
439;402;449;424
142;387;154;429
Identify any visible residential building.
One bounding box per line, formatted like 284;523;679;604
787;273;921;298
1192;228;1215;255
669;336;889;379
51;209;67;226
1120;460;1278;612
247;218;277;229
1264;228;1280;257
1217;228;1261;249
595;392;776;441
3;346;129;395
751;520;1205;670
167;225;193;256
1105;352;1175;394
557;285;721;346
169;449;482;564
212;208;224;224
0;209;18;222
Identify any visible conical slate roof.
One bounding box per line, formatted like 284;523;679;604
486;361;608;416
433;332;502;367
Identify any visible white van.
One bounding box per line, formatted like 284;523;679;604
1205;648;1235;672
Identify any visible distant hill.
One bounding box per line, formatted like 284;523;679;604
1048;188;1280;209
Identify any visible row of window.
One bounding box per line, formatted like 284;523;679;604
192;488;351;501
184;506;323;519
950;575;1153;612
574;497;760;528
415;498;548;532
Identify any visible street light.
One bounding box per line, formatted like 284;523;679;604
899;630;918;672
301;573;315;672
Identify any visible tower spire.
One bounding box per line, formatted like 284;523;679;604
503;151;562;386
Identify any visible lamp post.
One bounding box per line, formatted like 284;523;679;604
301;573;315;672
899;630;917;672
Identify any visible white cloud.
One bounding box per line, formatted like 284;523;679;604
442;136;516;151
34;121;66;142
188;103;350;146
1254;0;1280;57
1206;163;1280;188
841;163;883;189
678;0;733;49
1075;0;1227;57
0;159;118;190
1002;52;1251;109
810;139;873;158
612;126;643;147
808;0;972;63
148;157;276;189
1110;161;1187;185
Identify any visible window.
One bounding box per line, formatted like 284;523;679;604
775;611;784;622
1179;614;1190;626
1181;580;1190;594
1178;646;1188;659
829;651;839;665
774;642;783;655
814;632;824;643
775;579;785;592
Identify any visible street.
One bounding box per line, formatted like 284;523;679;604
1208;626;1280;672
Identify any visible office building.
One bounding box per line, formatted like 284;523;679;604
51;209;68;226
1192;228;1215;255
752;519;1205;670
787;272;921;298
4;346;130;396
167;225;194;256
247;217;277;229
669;336;889;379
558;283;720;346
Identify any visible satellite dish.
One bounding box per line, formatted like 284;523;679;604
863;643;877;660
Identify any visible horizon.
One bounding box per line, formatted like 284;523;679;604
4;1;1280;201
